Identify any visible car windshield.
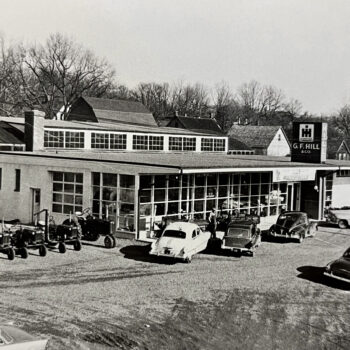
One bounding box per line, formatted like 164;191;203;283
276;214;300;228
162;230;186;239
343;248;350;259
227;227;250;238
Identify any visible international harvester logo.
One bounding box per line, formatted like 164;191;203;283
299;124;314;142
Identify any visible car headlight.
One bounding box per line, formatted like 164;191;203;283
179;248;186;256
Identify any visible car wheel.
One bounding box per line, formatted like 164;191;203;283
104;235;115;249
7;248;15;260
58;242;66;254
338;220;348;229
184;256;192;263
39;245;47;257
73;239;82;251
20;247;28;259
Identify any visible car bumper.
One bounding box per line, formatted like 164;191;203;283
149;251;185;260
221;245;252;253
324;271;350;283
269;232;299;239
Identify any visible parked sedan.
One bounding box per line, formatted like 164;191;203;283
324;247;350;283
269;211;317;243
326;208;350;229
149;222;211;263
0;325;48;349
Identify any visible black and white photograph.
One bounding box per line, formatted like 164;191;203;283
0;0;349;349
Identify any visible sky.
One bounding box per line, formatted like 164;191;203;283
1;0;350;115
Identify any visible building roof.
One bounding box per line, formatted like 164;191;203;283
327;138;350;158
166;115;223;135
0;117;223;137
82;96;157;127
0;151;346;176
0;121;25;145
228;137;252;151
228;125;283;149
43;119;222;137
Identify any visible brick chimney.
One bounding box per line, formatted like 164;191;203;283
24;109;45;151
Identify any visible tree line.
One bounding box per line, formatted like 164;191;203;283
0;32;349;138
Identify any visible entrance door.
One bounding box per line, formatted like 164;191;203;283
287;184;294;211
31;188;41;223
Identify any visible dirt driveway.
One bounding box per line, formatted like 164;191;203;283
0;224;349;349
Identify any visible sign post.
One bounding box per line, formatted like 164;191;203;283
291;122;327;163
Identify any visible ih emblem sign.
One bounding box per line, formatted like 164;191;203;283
291;122;327;163
299;124;314;142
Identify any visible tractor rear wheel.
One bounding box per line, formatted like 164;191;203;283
7;248;15;260
39;245;47;257
20;247;28;259
58;242;66;254
73;240;82;251
104;235;116;249
338;220;348;229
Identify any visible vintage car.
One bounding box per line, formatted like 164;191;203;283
221;214;261;256
324;246;350;283
326;208;350;229
268;211;317;243
149;221;211;263
0;325;48;349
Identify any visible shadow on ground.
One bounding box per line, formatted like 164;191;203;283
120;244;177;265
297;265;350;291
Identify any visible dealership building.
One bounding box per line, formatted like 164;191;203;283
0;108;350;241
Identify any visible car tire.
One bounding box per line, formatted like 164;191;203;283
73;239;82;251
338;220;348;229
184;256;192;263
58;242;66;254
7;248;15;260
20;247;28;259
39;245;47;257
104;235;115;249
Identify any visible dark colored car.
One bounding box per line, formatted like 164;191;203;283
324;247;350;283
221;214;261;256
269;211;317;243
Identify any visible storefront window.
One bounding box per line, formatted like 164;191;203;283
52;172;83;214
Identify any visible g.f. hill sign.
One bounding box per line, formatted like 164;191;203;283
291;122;327;163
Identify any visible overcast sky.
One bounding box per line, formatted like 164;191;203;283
1;0;350;115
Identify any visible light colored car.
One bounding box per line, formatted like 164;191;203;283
149;221;211;263
324;247;350;283
0;325;48;349
326;208;350;229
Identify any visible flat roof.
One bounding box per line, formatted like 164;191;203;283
0;151;348;175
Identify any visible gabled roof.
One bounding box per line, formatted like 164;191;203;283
228;137;252;150
166;115;223;135
69;96;157;127
0;121;24;144
228;125;283;149
327;138;350;158
83;96;151;114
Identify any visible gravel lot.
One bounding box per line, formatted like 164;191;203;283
0;224;349;350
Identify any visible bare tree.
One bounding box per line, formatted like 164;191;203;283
13;33;116;119
334;105;350;137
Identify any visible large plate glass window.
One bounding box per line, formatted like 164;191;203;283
52;172;83;214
